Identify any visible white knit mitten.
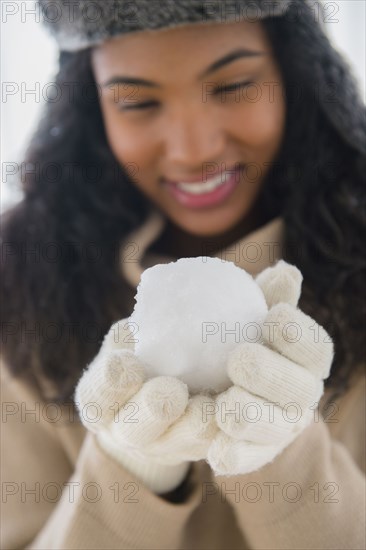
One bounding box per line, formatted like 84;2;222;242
74;319;218;494
207;260;334;476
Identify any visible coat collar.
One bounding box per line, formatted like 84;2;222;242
120;207;284;288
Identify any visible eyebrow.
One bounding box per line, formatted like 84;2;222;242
101;48;265;89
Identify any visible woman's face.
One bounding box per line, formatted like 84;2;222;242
92;20;286;237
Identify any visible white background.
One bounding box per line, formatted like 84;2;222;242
1;0;365;212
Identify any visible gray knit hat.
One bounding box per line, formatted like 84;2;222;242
37;0;294;52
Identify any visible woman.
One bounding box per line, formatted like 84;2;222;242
1;0;365;548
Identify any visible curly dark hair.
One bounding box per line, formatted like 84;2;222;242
1;4;365;408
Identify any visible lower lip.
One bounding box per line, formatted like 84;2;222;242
163;167;242;209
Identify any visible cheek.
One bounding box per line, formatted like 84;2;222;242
102;108;158;171
228;87;286;154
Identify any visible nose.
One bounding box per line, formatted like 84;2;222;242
163;104;226;169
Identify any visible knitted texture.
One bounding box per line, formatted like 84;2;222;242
207;260;334;475
74;317;219;493
37;0;293;51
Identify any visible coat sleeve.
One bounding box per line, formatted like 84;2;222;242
0;362;203;550
212;373;366;550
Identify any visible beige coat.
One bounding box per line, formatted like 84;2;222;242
1;210;365;549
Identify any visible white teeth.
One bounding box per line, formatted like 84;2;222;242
176;171;232;195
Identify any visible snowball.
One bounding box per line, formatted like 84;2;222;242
129;257;268;394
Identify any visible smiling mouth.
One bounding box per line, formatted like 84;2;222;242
163;163;244;191
174;170;236;194
162;165;243;209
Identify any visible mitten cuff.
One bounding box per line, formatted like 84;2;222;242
97;431;190;494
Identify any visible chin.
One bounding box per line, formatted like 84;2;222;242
168;206;251;238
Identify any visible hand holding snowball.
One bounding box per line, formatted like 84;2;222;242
206;260;334;476
74;314;219;494
74;257;334;492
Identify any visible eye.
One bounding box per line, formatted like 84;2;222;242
214;80;254;98
118;100;160;112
